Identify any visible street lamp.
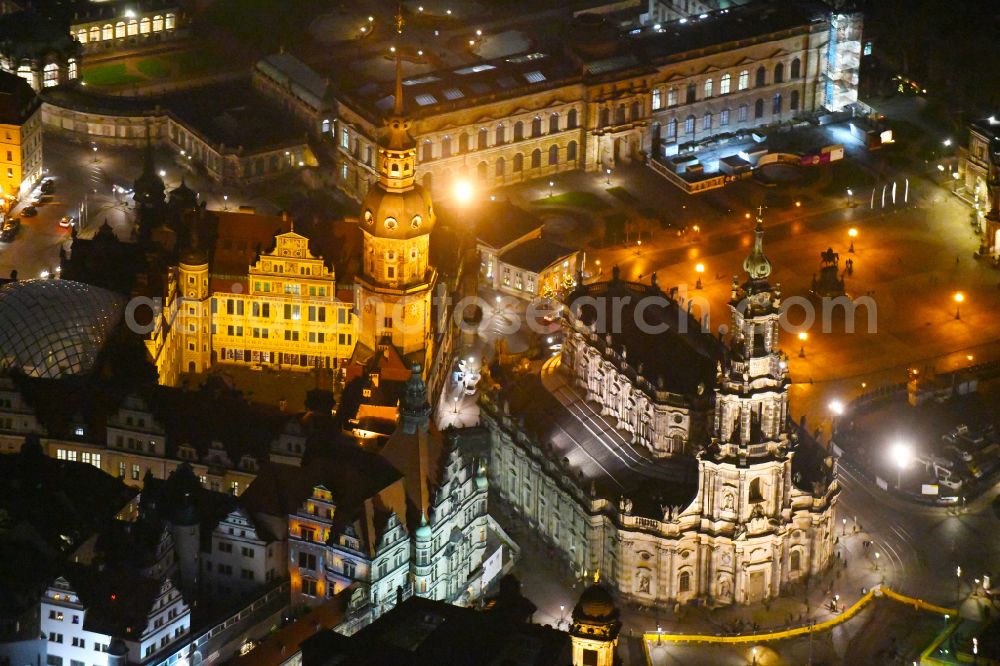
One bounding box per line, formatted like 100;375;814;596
842;517;847;536
957;565;962;603
694;262;705;290
954;292;964;320
548;181;554;197
943;138;952;147
874;551;880;571
454;179;473;205
848;227;858;253
606;168;611;185
889;441;913;490
798;331;808;358
223;194;229;211
846;188;853;207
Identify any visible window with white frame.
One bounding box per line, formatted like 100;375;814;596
720;73;731;95
703;79;713;98
738;70;749;91
651;88;662;111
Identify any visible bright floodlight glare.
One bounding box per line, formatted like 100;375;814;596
889;441;912;469
954;292;964;303
695;263;705;273
453;179;473;204
797;331;808;341
828;400;844;416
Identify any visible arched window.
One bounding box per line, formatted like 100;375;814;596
531;116;542;137
321;119;331;133
615;105;626;125
666;118;677;138
165;13;175;29
495;124;505;145
102;24;113;40
790;550;801;572
567;141;577;161
749;477;763;502
513;121;524;141
774;62;784;83
16;64;31;86
438;136;449;158
738;70;749;91
685;83;696;104
90;26;100;41
477;128;488;150
684;115;695;135
42;63;59;88
459;132;469;153
76;29;87;44
548;144;558;165
791;57;801;79
772;93;782;115
679;571;691;593
754;99;764;119
630;101;640;120
549;113;559;133
703;78;713;98
152;15;163;31
127;19;138;36
495;157;505;177
531;149;541;169
115;21;126;38
599;108;609;127
477;161;488;180
140;17;151;34
513;153;524;171
702;112;712;131
720;73;731;95
790;90;800;111
422;141;433;162
755;66;766;88
567;108;578;129
667;87;677;106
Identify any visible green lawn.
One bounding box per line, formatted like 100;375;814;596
81;64;143;86
607;186;639;205
533;191;610;210
173;49;216;75
136;58;172;79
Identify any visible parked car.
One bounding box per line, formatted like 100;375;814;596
0;217;20;241
944;444;973;462
21;205;36;217
39;179;54;194
58;216;75;229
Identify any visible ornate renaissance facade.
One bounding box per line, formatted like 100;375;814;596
483;218;838;606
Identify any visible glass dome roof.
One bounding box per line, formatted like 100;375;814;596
0;279;125;379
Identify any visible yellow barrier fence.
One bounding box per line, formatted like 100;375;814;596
642;587;957;646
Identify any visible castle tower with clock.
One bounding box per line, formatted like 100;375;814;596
354;40;437;368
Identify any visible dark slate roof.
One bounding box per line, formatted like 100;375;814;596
472;200;543;251
62;562;160;637
499;373;698;517
499;237;575;274
632;0;831;64
565;275;722;395
0;70;38;125
0;449;137;556
300;596;572;666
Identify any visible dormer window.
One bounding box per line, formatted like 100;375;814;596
384;217;397;231
411;215;422;229
364;210;373;225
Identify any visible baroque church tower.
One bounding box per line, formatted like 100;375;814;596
694;212;806;605
355;12;437;367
